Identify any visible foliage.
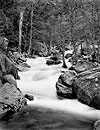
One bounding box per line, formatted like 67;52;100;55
0;0;100;59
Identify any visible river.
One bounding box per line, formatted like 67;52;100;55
0;56;100;130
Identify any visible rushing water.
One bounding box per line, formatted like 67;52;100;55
0;56;100;130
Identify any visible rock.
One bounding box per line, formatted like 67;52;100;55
51;47;62;59
0;38;20;79
73;70;100;109
0;37;26;116
55;60;62;65
0;51;19;79
69;61;97;73
0;82;27;114
56;71;77;98
6;57;19;79
93;119;100;130
46;59;61;65
2;74;17;87
13;52;27;63
16;65;30;72
50;56;58;61
20;62;31;68
50;50;62;61
46;59;54;65
24;94;34;101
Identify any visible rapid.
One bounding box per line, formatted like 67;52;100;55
1;54;100;130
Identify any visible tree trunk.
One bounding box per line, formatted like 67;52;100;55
62;50;67;68
91;4;95;52
18;11;24;54
28;4;33;56
48;33;52;55
59;14;67;68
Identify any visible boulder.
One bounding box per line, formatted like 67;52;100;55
0;82;27;114
56;71;77;98
46;59;61;65
46;59;54;65
24;94;34;101
2;74;17;87
5;56;19;79
20;62;31;68
73;69;100;109
50;49;62;61
69;61;97;73
50;56;58;61
0;51;19;79
54;60;62;65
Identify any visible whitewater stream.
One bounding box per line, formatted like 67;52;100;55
1;55;100;130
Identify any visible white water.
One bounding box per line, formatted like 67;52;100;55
17;56;100;123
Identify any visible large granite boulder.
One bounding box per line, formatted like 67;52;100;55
72;68;100;109
56;70;77;98
69;60;97;73
0;76;27;115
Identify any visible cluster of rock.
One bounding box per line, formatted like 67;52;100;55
56;61;100;110
56;49;100;129
0;53;27;116
69;60;97;73
46;50;62;65
0;37;28;117
7;51;31;72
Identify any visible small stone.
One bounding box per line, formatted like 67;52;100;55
24;94;34;101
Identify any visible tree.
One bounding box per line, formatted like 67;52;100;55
28;3;33;55
18;9;24;53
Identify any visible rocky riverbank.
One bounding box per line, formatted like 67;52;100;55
0;37;28;117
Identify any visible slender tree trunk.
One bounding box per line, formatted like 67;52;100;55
24;27;28;52
97;12;100;62
24;38;27;52
62;50;67;68
18;10;24;54
28;4;33;56
61;35;67;68
59;14;67;68
48;33;53;55
91;4;95;52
